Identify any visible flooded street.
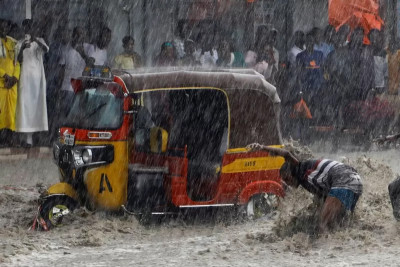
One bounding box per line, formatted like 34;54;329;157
1;0;400;266
2;147;400;266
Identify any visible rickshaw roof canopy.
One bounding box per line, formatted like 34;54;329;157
116;68;281;104
116;68;283;146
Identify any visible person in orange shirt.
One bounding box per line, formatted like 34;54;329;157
0;19;20;145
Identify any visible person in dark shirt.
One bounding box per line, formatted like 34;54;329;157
248;143;363;232
347;27;375;101
154;42;176;67
292;32;324;140
295;32;324;109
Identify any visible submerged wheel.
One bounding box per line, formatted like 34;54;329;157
134;210;153;225
246;193;279;219
39;196;77;229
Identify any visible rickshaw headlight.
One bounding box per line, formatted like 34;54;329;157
82;149;93;163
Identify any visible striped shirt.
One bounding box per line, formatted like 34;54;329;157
292;159;363;197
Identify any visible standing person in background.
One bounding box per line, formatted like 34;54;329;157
245;25;269;68
323;25;352;130
216;38;244;68
0;19;20;146
268;29;280;76
387;39;400;132
369;29;388;94
113;36;142;69
44;26;67;143
338;27;374;135
312;26;335;59
16;19;49;147
253;39;276;81
154;42;176;67
347;27;374;101
388;38;400;95
284;30;305;136
7;21;23;41
179;39;199;66
173;21;188;60
294;32;324;141
84;26;111;66
321;25;336;57
252;28;280;85
287;31;305;68
295;32;324;107
59;27;91;123
246;26;277;81
199;34;218;67
365;29;391;136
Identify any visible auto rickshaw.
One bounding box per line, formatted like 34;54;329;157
34;67;285;229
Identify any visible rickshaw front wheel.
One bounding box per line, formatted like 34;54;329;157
39;195;77;228
245;193;279;220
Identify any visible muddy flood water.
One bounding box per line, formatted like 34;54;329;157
1;146;400;266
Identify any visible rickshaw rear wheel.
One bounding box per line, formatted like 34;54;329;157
245;193;279;220
39;195;77;229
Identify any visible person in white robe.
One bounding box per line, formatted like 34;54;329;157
15;19;49;147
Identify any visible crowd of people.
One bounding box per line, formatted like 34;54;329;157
282;25;393;142
0;17;395;147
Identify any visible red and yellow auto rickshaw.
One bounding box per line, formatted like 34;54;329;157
36;68;285;228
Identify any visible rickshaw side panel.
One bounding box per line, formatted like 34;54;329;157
219;150;285;202
83;141;128;210
130;151;188;207
168;150;285;206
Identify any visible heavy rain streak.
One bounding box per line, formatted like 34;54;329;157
2;0;400;266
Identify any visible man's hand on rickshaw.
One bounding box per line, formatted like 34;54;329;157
246;144;300;165
246;143;281;156
246;143;265;151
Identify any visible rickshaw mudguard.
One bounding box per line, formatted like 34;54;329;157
45;182;79;202
238;180;285;205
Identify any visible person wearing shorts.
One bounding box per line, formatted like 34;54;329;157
248;144;363;232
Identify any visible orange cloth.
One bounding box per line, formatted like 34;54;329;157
329;0;383;43
329;0;379;26
291;98;312;119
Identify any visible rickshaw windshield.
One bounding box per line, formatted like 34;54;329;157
64;88;123;130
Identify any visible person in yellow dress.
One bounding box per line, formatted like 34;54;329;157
0;19;20;135
113;36;142;70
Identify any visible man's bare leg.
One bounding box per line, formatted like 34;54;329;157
319;196;345;232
